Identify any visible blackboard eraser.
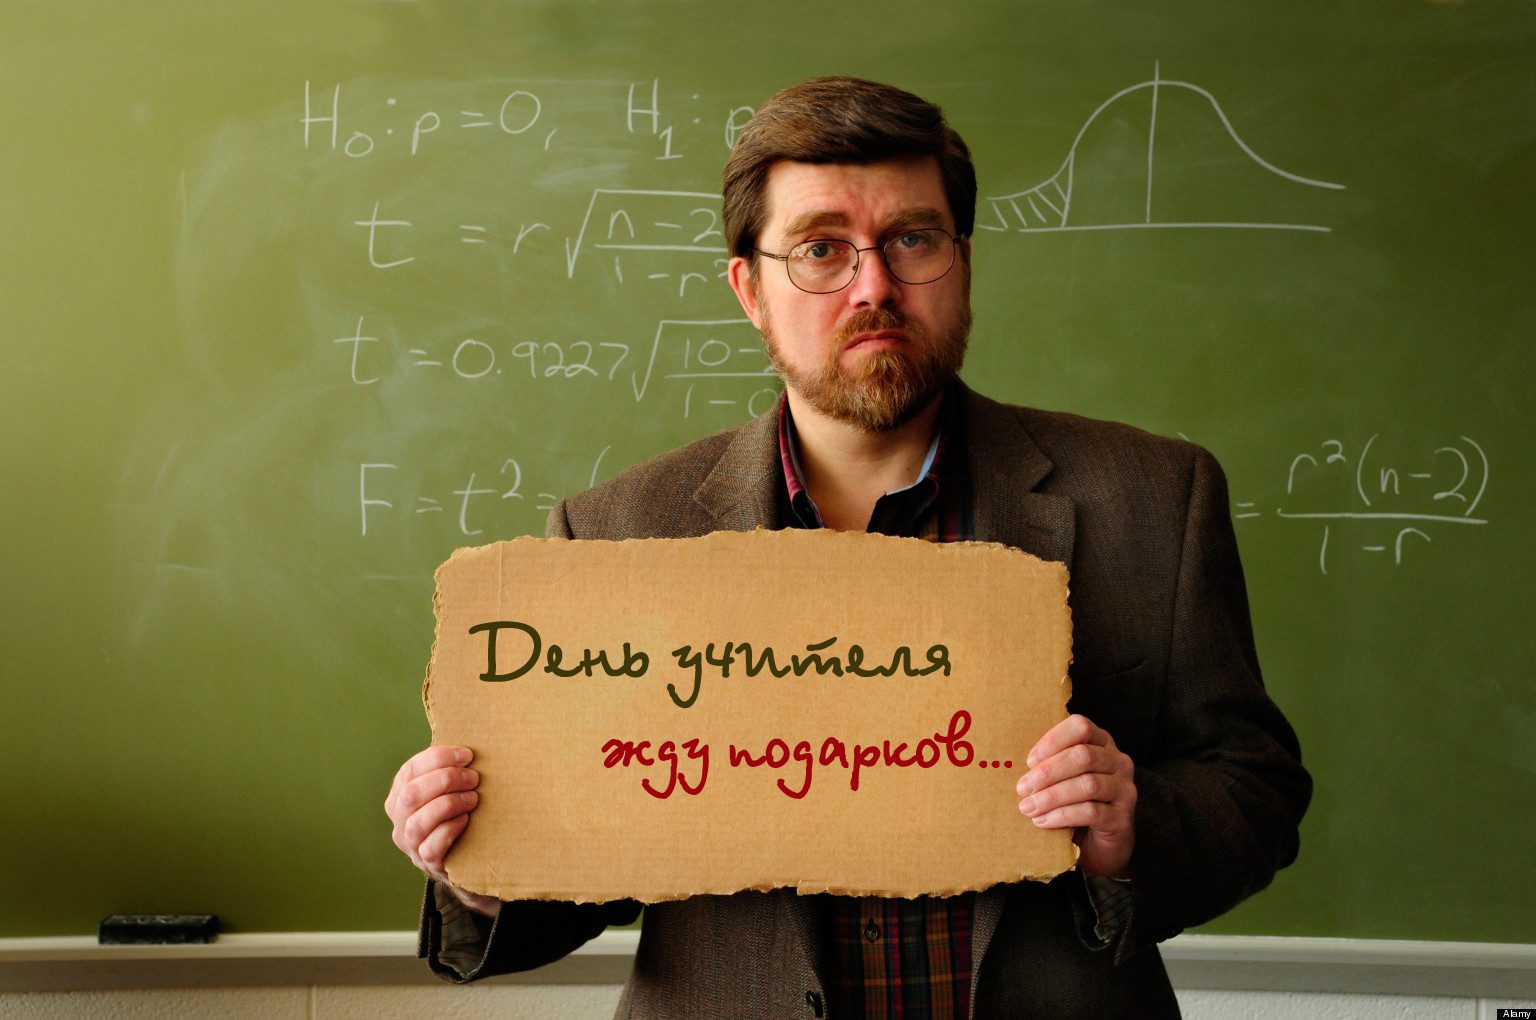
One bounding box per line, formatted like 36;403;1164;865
98;914;220;945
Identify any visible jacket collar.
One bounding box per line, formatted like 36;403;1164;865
956;380;1076;572
690;380;1078;571
690;403;783;531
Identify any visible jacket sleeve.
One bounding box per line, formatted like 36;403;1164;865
416;497;643;982
419;880;641;982
1108;447;1312;960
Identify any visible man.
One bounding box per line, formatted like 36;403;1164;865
386;77;1311;1017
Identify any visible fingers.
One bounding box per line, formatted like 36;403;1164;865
393;786;479;874
390;746;473;797
1017;715;1126;813
1015;715;1137;877
417;813;471;877
1016;740;1125;801
1019;773;1125;827
1015;717;1134;824
1016;742;1133;817
385;746;474;821
402;786;480;849
403;766;481;817
1025;714;1109;770
386;746;480;880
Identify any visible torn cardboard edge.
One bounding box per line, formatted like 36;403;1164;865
426;528;1077;904
456;852;1083;905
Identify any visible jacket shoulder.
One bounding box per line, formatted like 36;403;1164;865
995;400;1218;499
553;419;765;539
1011;402;1200;460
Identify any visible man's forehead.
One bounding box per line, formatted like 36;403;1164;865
761;156;950;236
781;205;949;238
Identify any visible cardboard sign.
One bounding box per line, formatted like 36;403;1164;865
425;529;1076;904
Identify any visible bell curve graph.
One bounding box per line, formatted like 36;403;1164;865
978;63;1346;235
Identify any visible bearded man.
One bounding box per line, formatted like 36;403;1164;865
386;76;1311;1018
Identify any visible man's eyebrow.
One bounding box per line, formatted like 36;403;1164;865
781;210;850;237
780;206;949;239
883;207;949;231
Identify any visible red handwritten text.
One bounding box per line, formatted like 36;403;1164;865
728;709;976;799
600;737;710;799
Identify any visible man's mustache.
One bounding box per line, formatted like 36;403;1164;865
832;308;915;355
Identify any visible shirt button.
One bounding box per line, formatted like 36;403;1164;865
805;989;823;1017
863;920;881;943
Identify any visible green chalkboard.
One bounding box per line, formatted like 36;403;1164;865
3;1;1533;942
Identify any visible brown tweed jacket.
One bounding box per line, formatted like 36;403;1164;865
420;382;1311;1019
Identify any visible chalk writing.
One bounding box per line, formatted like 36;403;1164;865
978;61;1345;235
355;448;612;537
337;321;634;384
301;78;747;165
630;318;772;402
1235;435;1489;572
302;81;551;158
564;189;728;278
348;200;556;269
333;316;777;423
286;72;1368;575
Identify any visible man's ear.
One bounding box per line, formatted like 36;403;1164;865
727;255;764;329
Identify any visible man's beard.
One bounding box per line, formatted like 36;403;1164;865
759;299;971;434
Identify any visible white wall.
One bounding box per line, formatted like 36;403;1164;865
2;933;1532;1018
3;986;1534;1019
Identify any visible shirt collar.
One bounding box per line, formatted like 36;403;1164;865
776;392;949;529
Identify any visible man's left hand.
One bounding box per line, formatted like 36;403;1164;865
1017;714;1137;878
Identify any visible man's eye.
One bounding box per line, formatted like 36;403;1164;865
893;231;930;250
803;242;835;260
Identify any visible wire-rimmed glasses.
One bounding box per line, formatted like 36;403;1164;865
755;227;965;294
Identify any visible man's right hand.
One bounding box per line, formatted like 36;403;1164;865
385;745;500;917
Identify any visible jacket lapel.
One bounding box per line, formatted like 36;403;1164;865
691;407;782;532
960;383;1076;572
959;383;1076;1007
690;406;832;977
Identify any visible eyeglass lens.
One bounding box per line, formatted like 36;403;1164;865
787;229;956;293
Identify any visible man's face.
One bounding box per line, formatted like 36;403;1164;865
727;155;972;432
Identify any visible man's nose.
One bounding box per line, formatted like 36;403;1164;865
845;248;901;308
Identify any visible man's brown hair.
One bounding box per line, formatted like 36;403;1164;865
721;77;977;260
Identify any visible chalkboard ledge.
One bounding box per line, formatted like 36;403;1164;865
1;931;1532;998
1162;934;1536;999
0;930;636;991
